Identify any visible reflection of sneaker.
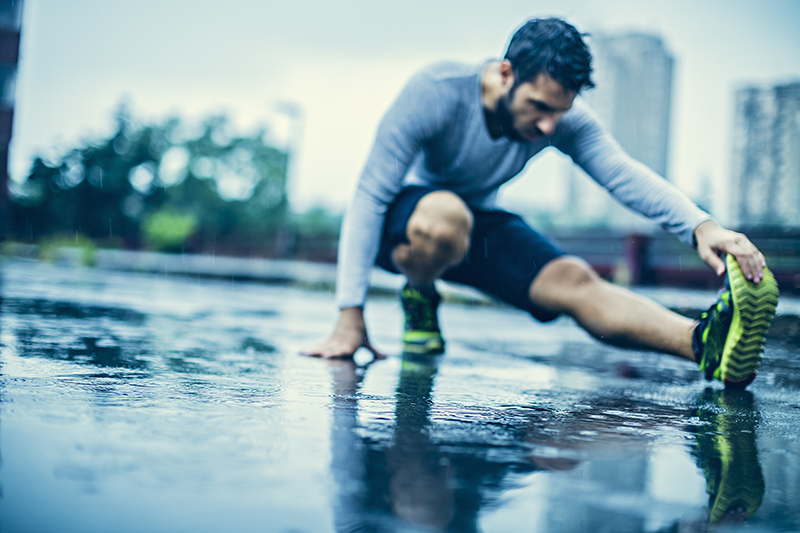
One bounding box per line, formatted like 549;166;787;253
693;255;779;387
401;284;444;355
692;390;764;524
400;352;440;379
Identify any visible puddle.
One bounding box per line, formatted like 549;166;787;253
1;259;799;532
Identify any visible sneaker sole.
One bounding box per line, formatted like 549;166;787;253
719;255;779;386
402;331;445;355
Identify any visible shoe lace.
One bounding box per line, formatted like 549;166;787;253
696;289;733;378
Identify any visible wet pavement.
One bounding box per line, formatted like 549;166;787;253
1;258;799;533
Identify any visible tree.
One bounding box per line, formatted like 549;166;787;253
9;104;290;254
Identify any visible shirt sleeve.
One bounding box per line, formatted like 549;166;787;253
335;70;453;309
553;99;712;246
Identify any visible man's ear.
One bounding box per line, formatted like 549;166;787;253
499;59;515;90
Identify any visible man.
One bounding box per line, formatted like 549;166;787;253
303;18;779;388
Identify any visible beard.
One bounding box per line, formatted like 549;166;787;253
495;90;528;143
494;88;544;143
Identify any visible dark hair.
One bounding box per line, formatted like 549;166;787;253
504;18;595;93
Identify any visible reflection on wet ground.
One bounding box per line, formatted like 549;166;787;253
1;259;799;532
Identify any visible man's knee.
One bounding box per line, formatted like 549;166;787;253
544;256;600;288
529;256;603;312
407;191;473;263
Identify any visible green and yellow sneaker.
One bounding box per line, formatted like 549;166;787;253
401;284;445;355
692;390;764;525
693;254;779;388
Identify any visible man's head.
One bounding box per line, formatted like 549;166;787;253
504;17;594;94
492;18;594;142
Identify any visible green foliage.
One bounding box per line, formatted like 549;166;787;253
9;103;290;254
142;208;198;252
37;232;97;266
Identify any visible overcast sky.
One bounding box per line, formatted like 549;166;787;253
11;0;800;223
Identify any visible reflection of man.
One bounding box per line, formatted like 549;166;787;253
304;18;779;388
386;356;455;530
326;359;768;531
326;357;457;532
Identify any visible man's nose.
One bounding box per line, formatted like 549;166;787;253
536;116;556;136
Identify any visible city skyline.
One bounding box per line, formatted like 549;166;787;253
10;0;800;226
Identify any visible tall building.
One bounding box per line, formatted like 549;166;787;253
0;0;22;239
567;32;675;230
730;82;800;229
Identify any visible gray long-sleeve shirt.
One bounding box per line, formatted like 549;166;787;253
336;61;711;309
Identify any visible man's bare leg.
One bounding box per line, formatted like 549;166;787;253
391;191;473;353
302;191;471;358
395;196;697;360
529;256;696;361
391;190;473;285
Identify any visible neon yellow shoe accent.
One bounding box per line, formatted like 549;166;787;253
716;255;779;385
401;285;445;355
402;330;445;354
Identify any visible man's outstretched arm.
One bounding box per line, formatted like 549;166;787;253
300;307;385;359
557;101;769;283
694;219;766;283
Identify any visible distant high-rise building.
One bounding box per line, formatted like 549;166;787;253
730;82;800;229
567;33;675;230
0;0;22;239
585;33;674;178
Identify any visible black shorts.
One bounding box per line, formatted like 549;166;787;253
376;186;565;322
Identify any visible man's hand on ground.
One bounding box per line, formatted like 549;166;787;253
694;220;766;283
300;307;385;359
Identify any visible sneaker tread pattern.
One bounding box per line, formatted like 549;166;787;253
720;256;779;384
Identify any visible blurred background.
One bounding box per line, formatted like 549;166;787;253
1;0;798;290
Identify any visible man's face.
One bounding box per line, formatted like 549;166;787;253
497;72;577;142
